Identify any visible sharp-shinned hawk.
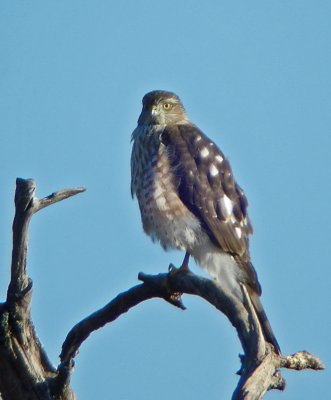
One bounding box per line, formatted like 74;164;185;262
131;90;280;354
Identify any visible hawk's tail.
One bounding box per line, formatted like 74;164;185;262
247;287;281;355
195;249;280;353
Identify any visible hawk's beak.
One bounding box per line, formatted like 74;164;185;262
151;105;158;115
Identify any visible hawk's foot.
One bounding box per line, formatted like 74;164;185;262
168;263;177;273
168;262;190;277
168;252;191;275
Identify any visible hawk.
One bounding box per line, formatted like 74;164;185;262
131;90;280;354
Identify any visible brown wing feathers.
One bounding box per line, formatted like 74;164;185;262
162;125;249;253
161;124;262;295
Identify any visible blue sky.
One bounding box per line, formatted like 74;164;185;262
0;1;330;399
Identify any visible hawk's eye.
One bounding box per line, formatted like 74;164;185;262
162;102;172;111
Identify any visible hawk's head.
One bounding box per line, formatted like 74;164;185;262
138;90;188;126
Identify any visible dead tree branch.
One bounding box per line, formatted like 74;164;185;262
60;269;324;400
0;178;84;400
0;178;324;400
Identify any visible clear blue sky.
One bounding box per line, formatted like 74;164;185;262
0;1;330;399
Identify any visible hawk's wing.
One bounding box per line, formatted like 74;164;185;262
161;123;260;293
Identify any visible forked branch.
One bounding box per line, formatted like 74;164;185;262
60;270;324;400
1;178;85;400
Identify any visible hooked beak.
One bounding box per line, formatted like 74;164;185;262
151;104;158;115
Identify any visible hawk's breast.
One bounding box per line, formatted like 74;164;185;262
131;126;202;251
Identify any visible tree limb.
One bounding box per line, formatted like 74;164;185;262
0;178;84;400
60;269;324;400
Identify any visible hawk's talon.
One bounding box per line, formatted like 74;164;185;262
168;252;191;276
178;262;190;273
168;263;177;273
168;263;190;278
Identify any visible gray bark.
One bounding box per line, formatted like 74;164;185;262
0;179;83;400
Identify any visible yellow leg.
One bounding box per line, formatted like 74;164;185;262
168;252;190;275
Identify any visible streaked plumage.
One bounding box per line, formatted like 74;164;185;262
131;90;280;354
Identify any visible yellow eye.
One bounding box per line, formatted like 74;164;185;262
162;102;172;110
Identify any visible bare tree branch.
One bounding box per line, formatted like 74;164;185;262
33;187;86;214
7;178;36;306
0;178;84;400
0;178;324;400
60;270;248;363
60;269;324;400
7;179;85;307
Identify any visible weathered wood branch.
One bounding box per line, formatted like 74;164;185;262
0;178;324;400
60;269;324;400
0;178;85;400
